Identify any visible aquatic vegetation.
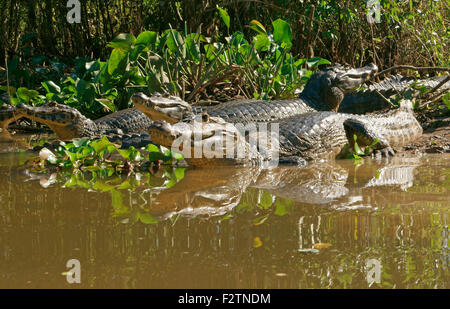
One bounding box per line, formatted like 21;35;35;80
25;136;184;175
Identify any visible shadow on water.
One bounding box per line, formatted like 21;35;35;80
0;135;448;288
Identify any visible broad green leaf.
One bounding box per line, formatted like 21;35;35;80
135;31;157;46
41;81;61;94
253;34;270;51
306;57;331;68
95;98;116;112
90;137;116;153
217;6;230;29
174;168;185;180
353;134;365;155
108;48;128;75
107;33;136;50
145;144;160;153
272;19;292;47
164;29;184;53
249;20;267;34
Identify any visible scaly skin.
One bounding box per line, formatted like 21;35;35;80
16;102;153;145
133;63;378;124
339;74;450;114
147;100;422;166
133;71;449;124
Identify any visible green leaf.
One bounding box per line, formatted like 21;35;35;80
272;19;292;47
16;87;39;103
135;31;157;47
95;98;116;112
41;81;61;94
108;48;128;75
306;57;331;68
174;168;185;180
107;33;136;50
253;34;270;51
145;144;160;153
90;137;116;153
353;134;365;156
217;6;230;29
249;20;267;34
163;29;184;53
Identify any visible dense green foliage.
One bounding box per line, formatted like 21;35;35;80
0;2;448;119
1;9;329;119
1;1;448;67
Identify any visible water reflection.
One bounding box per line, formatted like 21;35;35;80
0;147;448;288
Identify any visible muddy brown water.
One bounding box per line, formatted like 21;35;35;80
0;136;448;289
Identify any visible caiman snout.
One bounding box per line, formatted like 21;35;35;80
132;92;192;124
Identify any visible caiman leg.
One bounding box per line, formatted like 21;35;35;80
344;119;396;157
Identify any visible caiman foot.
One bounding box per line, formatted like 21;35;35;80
372;146;396;159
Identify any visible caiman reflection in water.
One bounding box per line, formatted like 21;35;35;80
0;150;448;288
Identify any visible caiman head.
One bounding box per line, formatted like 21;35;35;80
301;63;378;111
132;92;192;124
148;113;261;167
17;102;98;140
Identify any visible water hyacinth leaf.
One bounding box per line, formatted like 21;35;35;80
17;87;39;103
95;98;116;112
135;31;157;47
164;29;184;53
272;19;292;47
90;137;116;153
145;144;160;153
108;48;128;75
217;6;230;29
185;33;203;62
253;34;270;51
306;57;331;68
116;148;132;160
41;81;61;94
249;20;267;34
107;33;136;50
117;180;132;190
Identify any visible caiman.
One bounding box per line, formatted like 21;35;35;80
133;63;379;124
132;66;449;124
16;102;153;147
5;63;376;144
147;100;422;167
